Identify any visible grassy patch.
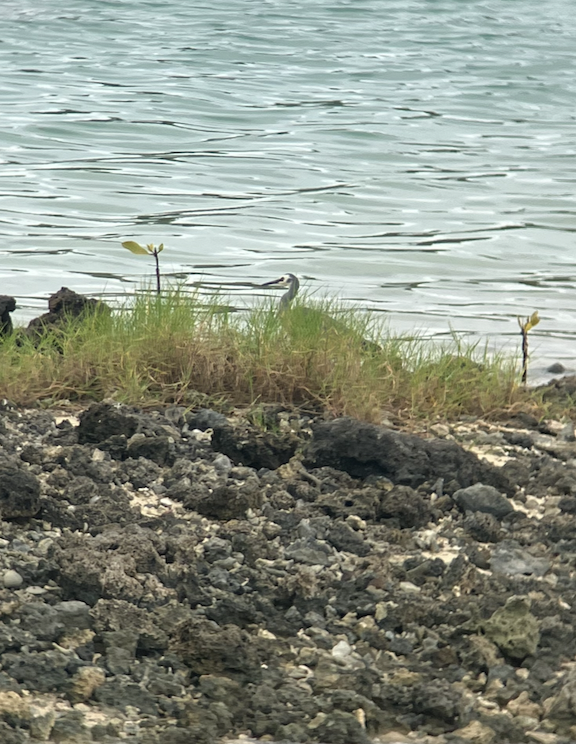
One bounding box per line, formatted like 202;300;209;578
0;289;539;421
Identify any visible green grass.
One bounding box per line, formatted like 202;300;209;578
0;288;542;421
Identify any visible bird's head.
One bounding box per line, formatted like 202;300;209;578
262;273;297;288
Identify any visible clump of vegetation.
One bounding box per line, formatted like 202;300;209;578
0;288;539;422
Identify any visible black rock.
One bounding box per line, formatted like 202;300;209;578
0;295;16;337
304;417;513;494
26;286;109;337
77;401;139;445
378;485;431;528
126;434;175;466
211;422;298;470
0;463;41;518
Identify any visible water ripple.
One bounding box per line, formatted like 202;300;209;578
1;0;575;372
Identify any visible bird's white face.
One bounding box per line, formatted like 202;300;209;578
262;274;294;288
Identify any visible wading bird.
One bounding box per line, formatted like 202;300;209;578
261;273;381;352
261;273;300;309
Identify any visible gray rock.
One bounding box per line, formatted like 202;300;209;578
490;541;550;577
17;602;63;641
50;709;90;742
547;362;566;374
94;676;158;714
2;649;72;692
544;666;576;734
453;483;515;519
52;600;92;631
213;453;233;475
2;570;23;588
203;537;233;563
186;408;229;431
284;537;332;565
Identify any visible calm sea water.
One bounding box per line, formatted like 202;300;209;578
1;0;576;379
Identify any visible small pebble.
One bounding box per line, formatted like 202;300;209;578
25;585;47;595
399;581;421;593
3;569;24;588
331;639;352;659
213;453;233;475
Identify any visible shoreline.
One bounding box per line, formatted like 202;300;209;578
1;401;576;742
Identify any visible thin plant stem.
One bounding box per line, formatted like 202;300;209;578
154;250;161;294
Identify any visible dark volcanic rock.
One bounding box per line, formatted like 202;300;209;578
91;599;169;652
183;480;264;520
94;677;159;714
77;401;139;445
0;404;574;744
325;521;370;556
211;421;298;470
538;374;576;404
304;417;513;494
26;286;109;337
172;617;265;681
379;485;431;528
0;462;40;518
0;295;16;337
126;434;175;466
462;510;503;542
2;650;74;692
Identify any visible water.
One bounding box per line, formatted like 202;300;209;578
2;0;576;380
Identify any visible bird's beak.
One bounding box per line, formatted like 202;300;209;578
261;278;282;287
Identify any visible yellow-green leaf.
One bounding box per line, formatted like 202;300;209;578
122;241;149;255
528;311;540;328
157;243;164;253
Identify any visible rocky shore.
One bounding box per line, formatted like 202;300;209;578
1;399;576;743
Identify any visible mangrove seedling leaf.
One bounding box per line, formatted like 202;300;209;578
527;310;540;330
122;241;149;255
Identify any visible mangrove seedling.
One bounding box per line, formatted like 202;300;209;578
122;241;164;295
518;310;540;384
